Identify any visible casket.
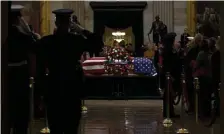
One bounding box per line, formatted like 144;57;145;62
82;57;161;99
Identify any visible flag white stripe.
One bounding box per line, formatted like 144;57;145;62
83;65;105;70
83;60;106;63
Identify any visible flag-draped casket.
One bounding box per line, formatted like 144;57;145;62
82;57;157;76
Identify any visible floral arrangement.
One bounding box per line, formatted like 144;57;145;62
105;46;132;64
105;46;132;75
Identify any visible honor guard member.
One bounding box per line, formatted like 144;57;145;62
36;9;102;134
8;5;36;134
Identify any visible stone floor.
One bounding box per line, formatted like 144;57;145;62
32;100;220;134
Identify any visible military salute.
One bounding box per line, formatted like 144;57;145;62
36;9;103;134
8;5;36;134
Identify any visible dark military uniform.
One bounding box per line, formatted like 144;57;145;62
8;5;36;134
36;9;101;134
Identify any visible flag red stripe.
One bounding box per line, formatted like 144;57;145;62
84;69;105;74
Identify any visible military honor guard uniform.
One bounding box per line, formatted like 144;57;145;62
8;5;36;134
36;9;103;134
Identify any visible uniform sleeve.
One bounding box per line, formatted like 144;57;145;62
24;34;37;53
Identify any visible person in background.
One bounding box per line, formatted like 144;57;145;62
126;43;135;56
36;9;103;134
8;5;36;134
143;42;155;59
208;37;217;53
72;15;81;25
148;15;163;46
194;39;212;117
119;40;126;48
180;28;190;48
185;33;202;113
113;40;119;47
211;38;220;95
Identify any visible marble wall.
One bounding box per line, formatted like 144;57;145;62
174;1;187;40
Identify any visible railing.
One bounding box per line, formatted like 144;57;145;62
163;72;173;130
157;63;164;97
29;77;35;134
194;77;200;124
176;72;190;134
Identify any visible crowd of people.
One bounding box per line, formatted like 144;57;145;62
151;31;220;117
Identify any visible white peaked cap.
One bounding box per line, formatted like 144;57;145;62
11;5;24;12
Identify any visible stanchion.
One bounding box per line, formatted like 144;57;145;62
40;73;50;134
40;96;50;133
157;63;164;97
163;72;173;128
82;99;88;114
193;77;200;124
29;77;34;134
176;73;190;134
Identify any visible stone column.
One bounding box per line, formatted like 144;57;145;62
186;1;196;36
152;1;174;32
40;1;51;36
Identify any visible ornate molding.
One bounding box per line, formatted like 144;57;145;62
90;2;147;11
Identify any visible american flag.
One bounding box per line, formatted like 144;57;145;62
133;57;157;76
82;57;106;75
